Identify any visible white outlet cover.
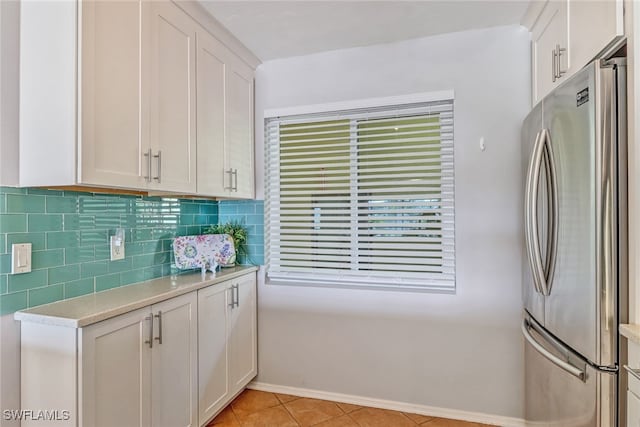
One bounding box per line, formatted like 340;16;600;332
110;236;125;261
11;243;32;274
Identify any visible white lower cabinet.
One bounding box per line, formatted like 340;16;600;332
628;390;640;427
198;273;257;426
81;307;152;427
627;340;640;427
82;292;198;427
19;272;256;427
150;293;198;427
197;283;230;424
228;273;258;392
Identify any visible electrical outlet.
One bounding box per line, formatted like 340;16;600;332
11;243;32;274
110;235;125;261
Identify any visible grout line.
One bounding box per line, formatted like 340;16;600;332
278;401;301;426
345;410;363;426
398;411;420;425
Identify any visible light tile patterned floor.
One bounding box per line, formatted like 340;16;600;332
207;390;495;427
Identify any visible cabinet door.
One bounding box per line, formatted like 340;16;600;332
80;0;146;189
197;283;230;425
628;390;640;427
228;274;257;394
151;292;198;427
531;0;569;104
196;30;227;196
569;1;623;75
148;1;197;193
225;58;255;199
81;307;152;427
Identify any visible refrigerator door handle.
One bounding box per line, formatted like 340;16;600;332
525;131;546;293
522;318;587;382
525;130;543;294
541;129;559;296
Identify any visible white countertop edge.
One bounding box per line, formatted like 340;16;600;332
620;324;640;344
14;266;258;328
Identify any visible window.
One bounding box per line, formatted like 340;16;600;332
265;94;455;292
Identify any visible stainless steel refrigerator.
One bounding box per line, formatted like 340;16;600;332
521;58;627;426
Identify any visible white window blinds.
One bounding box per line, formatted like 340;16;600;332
265;98;455;291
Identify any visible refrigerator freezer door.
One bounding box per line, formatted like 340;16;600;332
542;62;599;363
524;314;616;427
522;102;545;324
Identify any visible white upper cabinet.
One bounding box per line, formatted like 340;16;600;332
530;1;569;105
148;1;197;193
526;0;624;105
569;0;624;75
225;58;255;199
18;0;258;197
80;0;146;189
195;26;255;199
196;30;228;196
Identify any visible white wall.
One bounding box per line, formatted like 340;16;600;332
254;24;530;419
0;2;21;425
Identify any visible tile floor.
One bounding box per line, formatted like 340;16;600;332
207;389;494;427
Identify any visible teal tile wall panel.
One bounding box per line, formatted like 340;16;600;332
218;200;265;266
0;187;218;315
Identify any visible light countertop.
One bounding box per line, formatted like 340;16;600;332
620;324;640;344
14;266;258;328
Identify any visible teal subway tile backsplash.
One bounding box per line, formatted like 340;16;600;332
0;292;27;314
29;284;64;307
0;187;265;315
7;233;45;251
48;265;81;285
46;195;78;213
8;269;48;292
0;187;218;315
64;278;94;299
95;273;121;292
218;200;265;266
0;214;27;233
7;194;46;213
28;214;63;232
32;249;65;270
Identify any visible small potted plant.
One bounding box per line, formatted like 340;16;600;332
204;220;249;266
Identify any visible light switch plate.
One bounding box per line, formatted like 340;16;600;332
11;243;32;274
110;236;125;261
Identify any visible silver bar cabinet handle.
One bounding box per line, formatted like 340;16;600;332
154;311;163;344
233;169;238;192
556;44;566;79
225;169;234;191
145;315;154;348
153;151;162;183
235;284;240;308
144;149;152;182
552;48;557;82
228;286;235;308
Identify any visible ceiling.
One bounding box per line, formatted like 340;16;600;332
199;1;531;61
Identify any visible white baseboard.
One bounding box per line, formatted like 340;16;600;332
247;381;526;427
